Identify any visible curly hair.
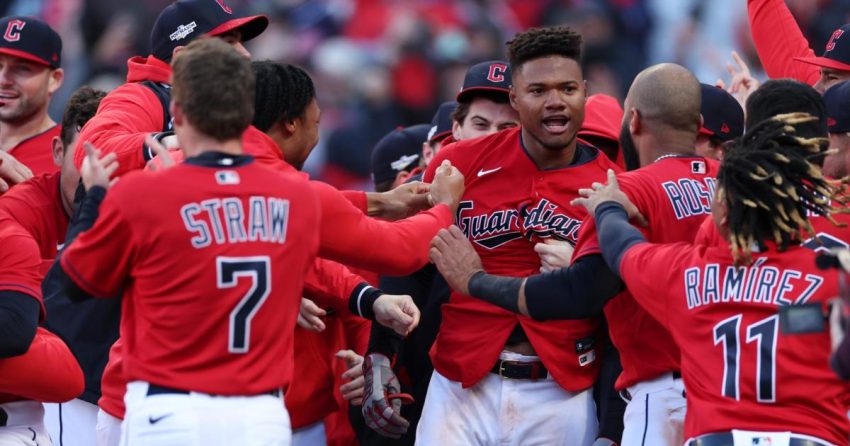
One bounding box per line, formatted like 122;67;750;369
506;26;582;70
719;112;848;264
252;61;316;133
60;86;106;148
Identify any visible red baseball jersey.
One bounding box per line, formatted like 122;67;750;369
619;239;850;444
61;152;320;395
0;172;68;318
6;125;60;178
423;127;617;390
573;156;720;389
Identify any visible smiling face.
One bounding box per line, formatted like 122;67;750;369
510;56;585;152
815;67;850;93
0;54;61;124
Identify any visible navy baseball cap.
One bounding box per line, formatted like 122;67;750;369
0;16;61;68
699;83;744;142
795;24;850;72
457;60;511;103
371;124;430;185
151;0;268;61
824;80;850;133
428;101;457;143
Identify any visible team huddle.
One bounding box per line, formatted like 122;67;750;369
2;0;850;446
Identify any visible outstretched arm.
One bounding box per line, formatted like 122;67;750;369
747;0;819;85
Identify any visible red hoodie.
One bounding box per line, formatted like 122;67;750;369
75;56;172;175
579;94;625;169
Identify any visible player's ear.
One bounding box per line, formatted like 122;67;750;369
51;136;63;167
509;86;519;112
422;141;433;166
47;68;64;95
629;108;641;135
170;101;183;127
283;118;297;137
451;120;462;141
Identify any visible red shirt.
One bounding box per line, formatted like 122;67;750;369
619;239;850;444
0;172;67;316
423;127;616;390
61;153;320;395
748;0;819;86
6;125;60;178
574;156;720;389
76;56;171;175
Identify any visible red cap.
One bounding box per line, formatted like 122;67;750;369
579;94;622;142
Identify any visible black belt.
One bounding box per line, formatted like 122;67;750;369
688;432;830;446
490;359;548;380
146;384;281;398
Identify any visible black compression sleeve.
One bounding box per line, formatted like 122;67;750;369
595;202;648;274
0;291;39;358
467;271;522;313
367;321;405;358
524;255;624;320
595;337;626;443
53;185;108;302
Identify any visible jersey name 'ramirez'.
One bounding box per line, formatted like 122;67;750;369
683;258;824;310
180;196;290;248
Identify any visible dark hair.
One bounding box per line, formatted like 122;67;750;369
745;79;828;162
507;26;582;70
719;113;846;264
60;86;106;148
171;39;254;141
451;91;510;125
251;61;316;132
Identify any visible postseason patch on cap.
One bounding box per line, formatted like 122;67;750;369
170;21;198;42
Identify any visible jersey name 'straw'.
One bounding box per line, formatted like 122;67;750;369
181;196;290;248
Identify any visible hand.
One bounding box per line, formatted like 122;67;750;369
296;298;326;332
429;225;483;295
369;181;431;221
717;51;760;113
572;169;648;227
145;134;177;172
373;294;420;336
361;353;414;438
0;150;33;192
428;160;465;214
81;143;119;191
535;238;574;273
337;350;365;405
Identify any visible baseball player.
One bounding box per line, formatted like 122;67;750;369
748;0;850;92
0;87;117;444
822;80;850;179
575;114;850;446
579;94;625;168
371;124;431;193
695;84;744;160
0;16;64;182
430;63;719;446
406;26;619;445
358;59;529;446
56;39;428;445
421;101;456;167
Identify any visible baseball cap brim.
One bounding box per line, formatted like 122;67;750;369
207;14;269;42
0;48;52;67
428;130;452;144
698;127;715;137
793;55;850;72
456;86;510;103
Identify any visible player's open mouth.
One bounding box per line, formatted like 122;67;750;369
542;116;570;133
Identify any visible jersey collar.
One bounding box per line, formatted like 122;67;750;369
185;151;254;167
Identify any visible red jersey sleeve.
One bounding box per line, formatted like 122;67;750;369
573;176;650;261
341;190;367;213
60;187;137;297
748;0;820;85
618;242;693;328
311;180;453;275
422;141;458;183
303;258;366;313
0;227;46;318
75;84;164;176
0;327;84;402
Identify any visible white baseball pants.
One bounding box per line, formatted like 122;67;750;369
121;381;291;446
44;399;98;446
415;352;597;446
0;401;50;446
620;372;686;446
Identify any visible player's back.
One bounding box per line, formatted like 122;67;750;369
105;153;319;395
628;240;850;443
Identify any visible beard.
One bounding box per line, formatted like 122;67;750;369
619;123;640;171
0;93;41;124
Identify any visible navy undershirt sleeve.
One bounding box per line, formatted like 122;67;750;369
0;291;39;358
594;202;648;274
53;185;107;301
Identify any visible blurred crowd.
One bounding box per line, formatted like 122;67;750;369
11;0;850;189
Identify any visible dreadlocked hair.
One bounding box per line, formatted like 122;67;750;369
719;112;850;265
507;26;581;70
252;61;316;133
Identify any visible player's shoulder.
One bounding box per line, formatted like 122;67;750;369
2;172;58;201
446;128;520;163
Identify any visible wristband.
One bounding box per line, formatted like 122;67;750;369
349;283;384;320
142;131;174;161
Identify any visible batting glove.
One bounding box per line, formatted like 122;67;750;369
361;353;414;438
